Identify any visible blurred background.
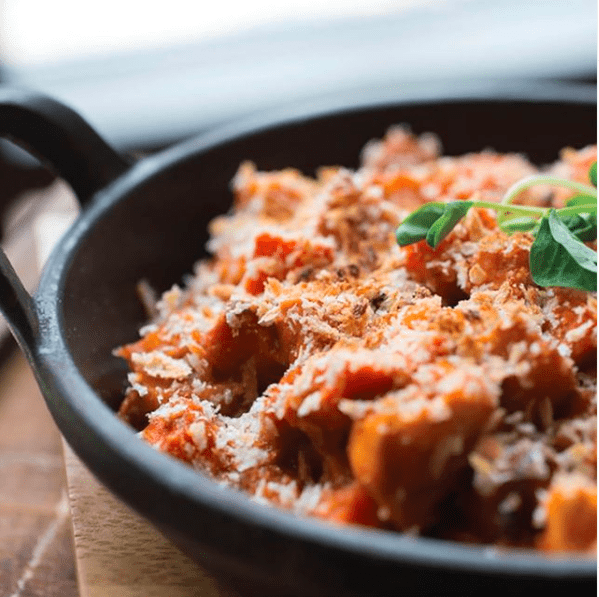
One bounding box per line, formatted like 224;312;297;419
0;0;596;151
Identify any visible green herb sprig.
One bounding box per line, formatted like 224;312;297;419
395;162;597;292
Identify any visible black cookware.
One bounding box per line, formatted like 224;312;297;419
0;82;596;596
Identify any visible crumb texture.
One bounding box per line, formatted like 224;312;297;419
116;127;597;552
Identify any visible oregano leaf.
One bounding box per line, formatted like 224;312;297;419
558;212;597;242
395;166;597;291
529;210;597;292
395;202;445;246
499;216;539;235
566;194;597;207
425;201;473;248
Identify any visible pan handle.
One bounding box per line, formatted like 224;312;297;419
0;87;130;355
0;87;130;208
0;248;38;358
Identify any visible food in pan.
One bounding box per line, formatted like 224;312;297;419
116;126;597;552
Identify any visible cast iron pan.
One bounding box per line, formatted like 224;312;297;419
0;82;596;596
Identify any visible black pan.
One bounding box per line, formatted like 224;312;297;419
0;81;596;596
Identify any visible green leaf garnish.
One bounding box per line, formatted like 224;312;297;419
395;161;598;291
496;216;539;235
566;194;596;207
396;202;445;246
425;201;473;248
558;211;597;242
530;210;597;291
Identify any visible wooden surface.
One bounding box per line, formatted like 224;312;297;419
0;349;78;597
63;444;235;597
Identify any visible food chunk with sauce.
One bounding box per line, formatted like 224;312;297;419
117;127;596;551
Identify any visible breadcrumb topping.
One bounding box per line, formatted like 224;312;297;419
116;126;597;552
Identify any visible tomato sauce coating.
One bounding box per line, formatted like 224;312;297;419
117;127;597;552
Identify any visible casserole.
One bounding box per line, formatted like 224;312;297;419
0;81;595;596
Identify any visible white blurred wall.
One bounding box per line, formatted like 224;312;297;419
1;0;435;65
0;0;594;150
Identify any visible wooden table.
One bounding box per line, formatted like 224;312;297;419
0;347;78;597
